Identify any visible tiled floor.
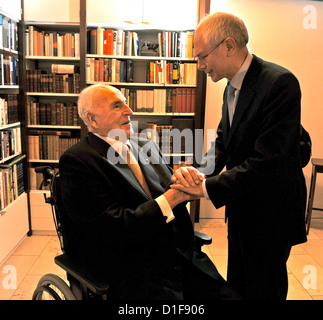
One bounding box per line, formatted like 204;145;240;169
0;218;323;300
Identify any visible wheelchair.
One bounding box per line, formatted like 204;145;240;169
31;166;212;300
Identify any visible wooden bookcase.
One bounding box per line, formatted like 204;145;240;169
22;21;82;233
0;2;29;265
22;0;209;233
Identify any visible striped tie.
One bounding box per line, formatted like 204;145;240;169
227;82;236;125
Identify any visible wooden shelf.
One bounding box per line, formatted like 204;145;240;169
87;81;196;88
26;92;79;97
27;125;81;129
87;54;196;62
132;112;194;116
26;56;80;61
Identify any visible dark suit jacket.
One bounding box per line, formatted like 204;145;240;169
200;55;307;247
59;133;229;300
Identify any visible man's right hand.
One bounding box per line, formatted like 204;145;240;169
171;166;205;187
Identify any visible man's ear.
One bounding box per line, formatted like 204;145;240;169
224;37;237;57
86;111;97;128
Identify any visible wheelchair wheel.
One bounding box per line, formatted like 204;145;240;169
32;285;62;300
32;274;77;300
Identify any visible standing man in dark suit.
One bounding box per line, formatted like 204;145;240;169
171;12;307;300
58;84;239;300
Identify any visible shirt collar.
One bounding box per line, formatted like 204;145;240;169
229;52;253;91
93;132;131;153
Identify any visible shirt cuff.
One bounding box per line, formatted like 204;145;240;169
155;195;175;223
202;179;210;200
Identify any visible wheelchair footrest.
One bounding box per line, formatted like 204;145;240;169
55;254;109;295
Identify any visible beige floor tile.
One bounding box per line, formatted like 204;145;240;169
28;237;64;277
202;227;228;256
10;274;42;300
28;252;65;277
287;254;323;296
287;273;313;300
13;236;52;256
199;218;227;228
301;239;323;268
0;255;38;300
211;255;228;280
290;243;308;255
310;219;323;239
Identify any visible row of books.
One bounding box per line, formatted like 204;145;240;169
157;31;194;58
142;118;194;154
0;54;18;85
0;94;19;126
0;155;25;210
28;130;80;160
87;28;138;57
146;60;196;85
86;58;133;83
27;101;79;126
0;127;22;161
25;26;80;58
120;87;196;113
87;28;194;58
86;57;196;85
26;69;81;94
146;123;174;154
0;14;18;52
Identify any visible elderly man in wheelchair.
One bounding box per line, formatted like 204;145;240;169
32;85;239;300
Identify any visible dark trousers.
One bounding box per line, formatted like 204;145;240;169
227;219;291;300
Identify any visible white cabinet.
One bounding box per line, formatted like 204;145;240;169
0;193;29;265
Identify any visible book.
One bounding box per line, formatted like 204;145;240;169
171;118;194;154
103;29;114;55
0;14;3;49
51;64;80;74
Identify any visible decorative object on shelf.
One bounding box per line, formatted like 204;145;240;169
140;41;159;56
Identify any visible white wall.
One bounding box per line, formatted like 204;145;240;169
200;0;323;218
24;0;197;29
0;0;21;20
86;0;197;30
24;0;79;22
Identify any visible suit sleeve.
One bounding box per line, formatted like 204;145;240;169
205;72;301;209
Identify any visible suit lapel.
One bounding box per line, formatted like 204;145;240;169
88;133;150;199
226;55;261;146
228;87;256;143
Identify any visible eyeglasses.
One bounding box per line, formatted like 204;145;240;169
195;38;226;62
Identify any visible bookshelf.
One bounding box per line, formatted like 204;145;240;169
85;23;198;167
23;21;82;233
0;2;29;266
21;0;209;233
83;0;207;222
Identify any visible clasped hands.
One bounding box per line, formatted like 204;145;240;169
170;166;205;198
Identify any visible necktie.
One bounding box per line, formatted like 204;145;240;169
227;82;236;125
124;144;152;199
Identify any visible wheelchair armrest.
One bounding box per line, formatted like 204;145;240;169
194;230;212;251
55;254;109;296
